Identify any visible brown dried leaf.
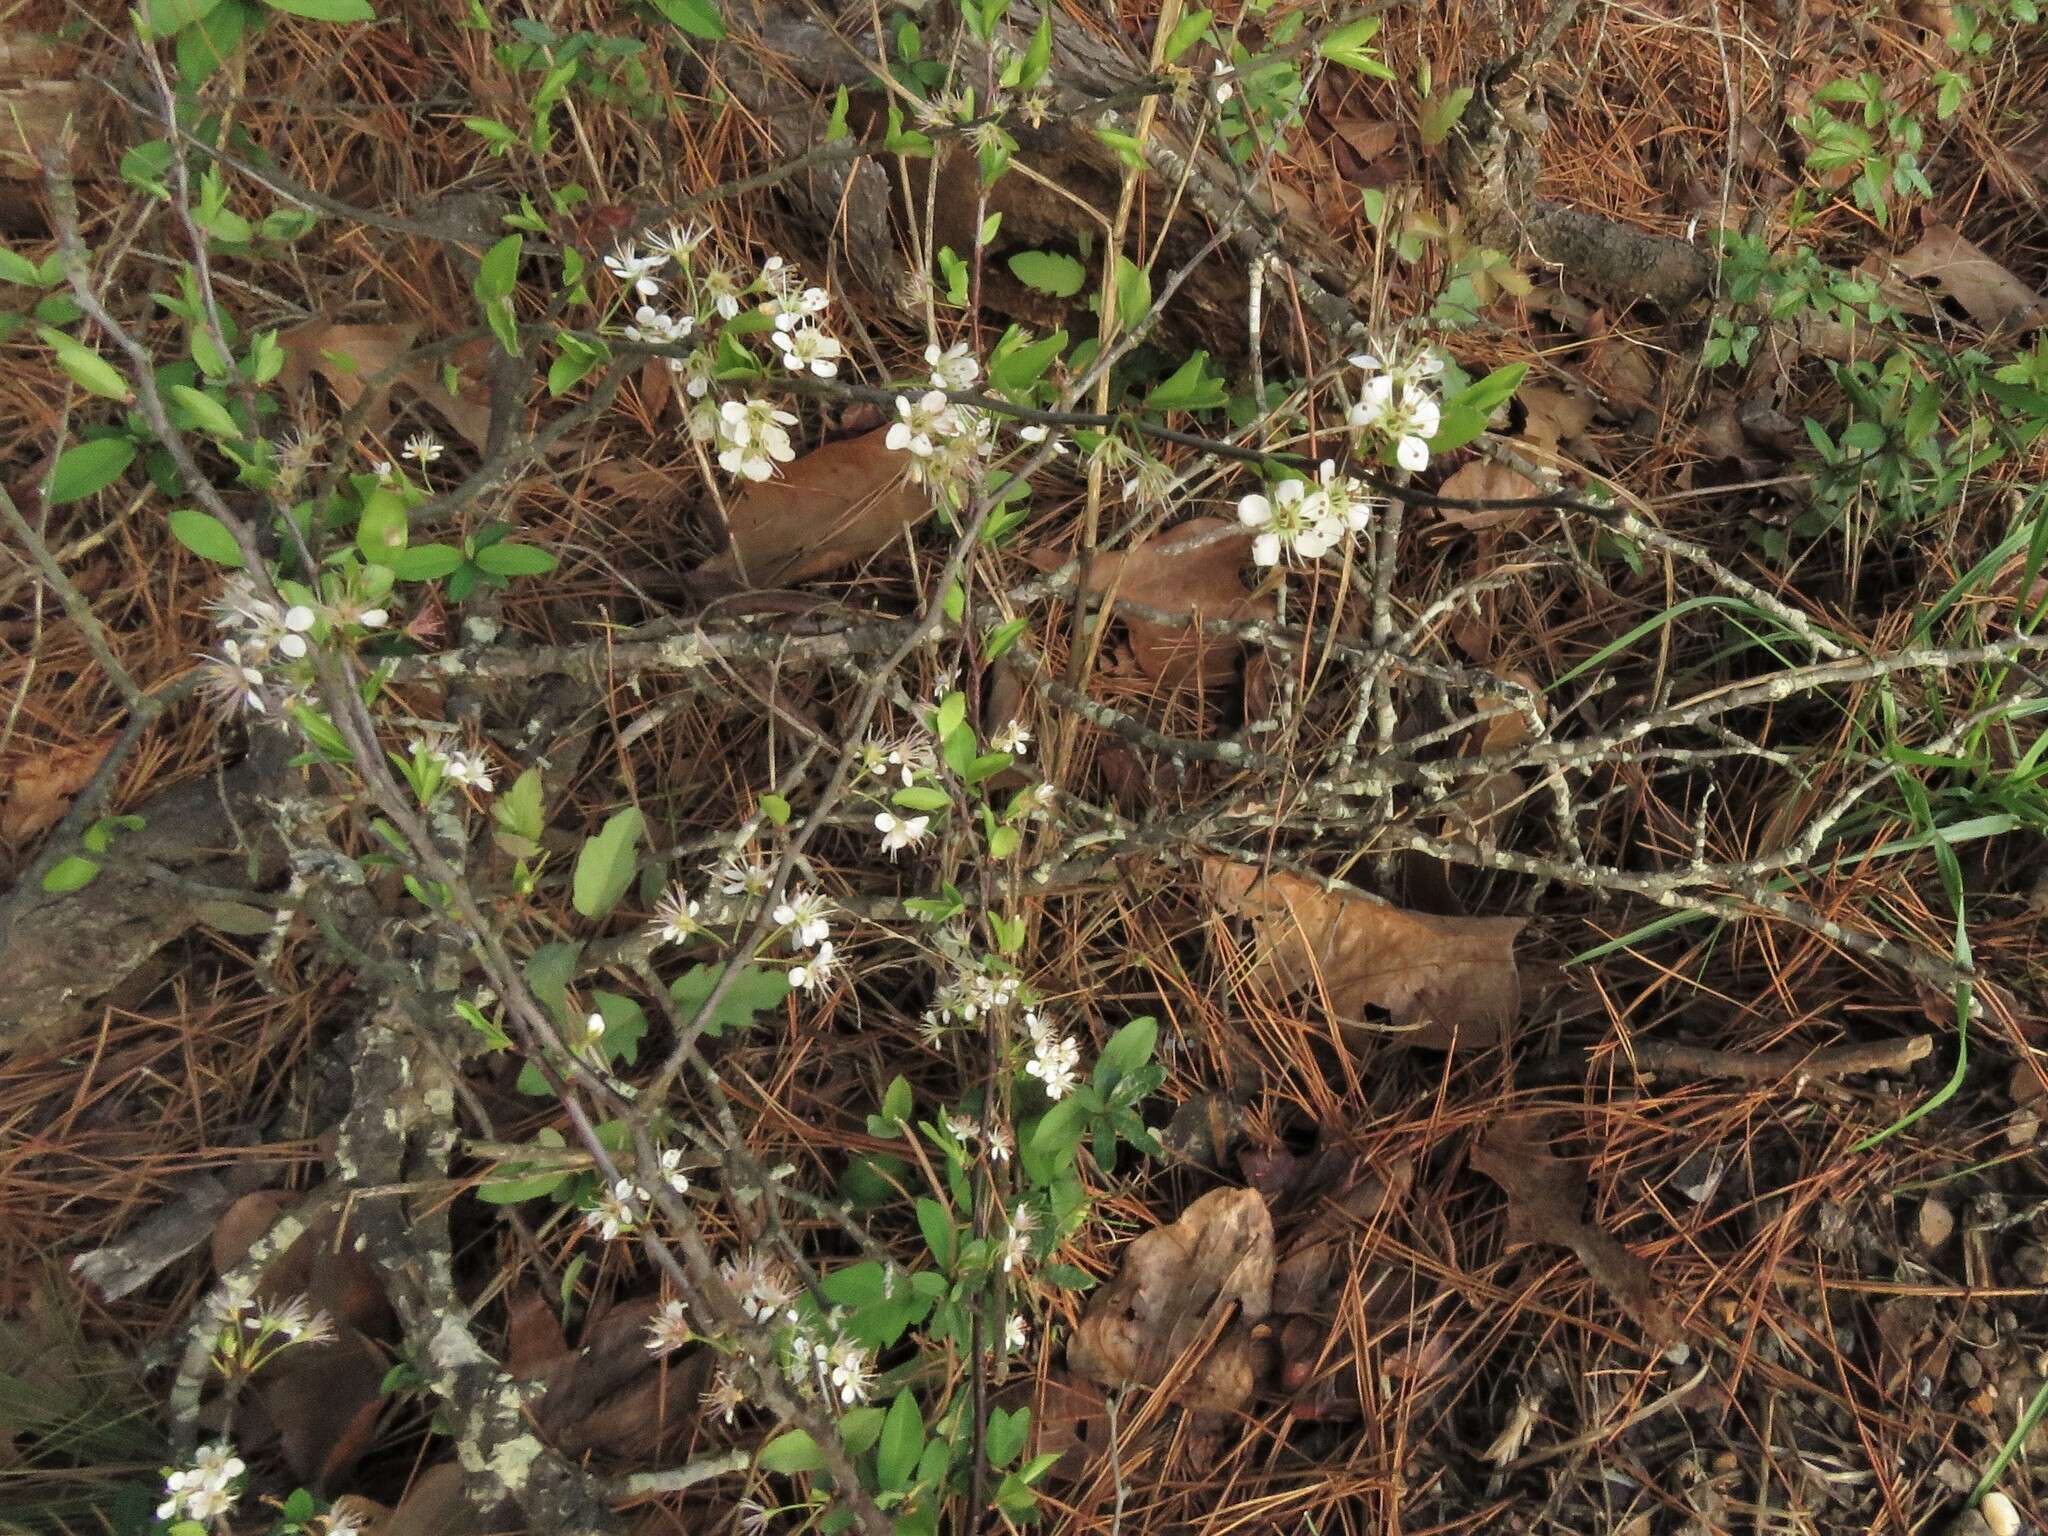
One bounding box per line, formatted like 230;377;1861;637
694;429;928;589
0;735;113;843
382;1462;503;1536
278;321;494;450
260;1331;386;1490
1584;311;1660;407
1894;224;2048;334
1517;383;1596;458
1433;460;1543;532
211;1191;393;1337
531;1296;704;1459
1203;858;1523;1050
1069;1187;1274;1413
1471;1114;1680;1348
1042;519;1276;689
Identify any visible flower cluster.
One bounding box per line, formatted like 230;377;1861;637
204;1280;337;1376
607;233;852;483
1236;459;1383;568
1022;1008;1081;1099
1347;342;1444;473
791;1319;878;1406
885;386;993;502
158;1442;244;1528
200;574;389;716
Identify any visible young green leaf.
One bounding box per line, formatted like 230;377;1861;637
757;1430;824;1474
37;327;131;401
262;0;376;19
47;439;137;504
877;1391;924;1493
572;806;644;919
647;0;726;41
41;855;100;893
1007;249;1086;299
169;383;244;439
167;508;246;566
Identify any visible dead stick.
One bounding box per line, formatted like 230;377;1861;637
1617;1034;1933;1082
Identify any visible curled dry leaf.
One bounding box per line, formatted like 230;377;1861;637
0;734;113;843
278;321;494;451
1894;224;2048;335
1203;858;1523;1050
692;428;928;589
523;1295;707;1459
1031;519;1276;690
1517;383;1597;460
1470;1113;1681;1348
1068;1186;1274;1413
1432;459;1544;532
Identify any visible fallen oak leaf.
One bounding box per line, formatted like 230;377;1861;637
1202;858;1523;1050
278;321;495;451
1894;223;2048;335
1068;1186;1274;1414
690;428;928;589
1470;1113;1681;1349
1432;460;1545;532
1030;519;1276;690
0;734;113;843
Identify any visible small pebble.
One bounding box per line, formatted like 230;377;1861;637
1920;1197;1956;1251
1979;1489;2020;1536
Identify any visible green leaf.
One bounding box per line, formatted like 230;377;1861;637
668;962;792;1038
987;1406;1030;1468
1113;255;1151;333
892;785;952;813
647;0;726;39
1007;249;1086;299
168;383;244;439
388;542;464;580
37;327;131;400
1096;1015;1157;1085
988;327;1066;394
1144;349;1227;412
1031;1097;1089;1162
148;0;223;31
837;1406;887;1457
572;807;644;919
494;767;546;844
473;540;557;576
1162;7;1210;60
757;1429;823;1474
881;1074;913;1127
1445;361;1527;417
760;792;790;826
0;245;42;285
262;0;375;17
167;507;245;566
475;233;523;301
524;941;582;1023
48;438;137;504
934;691;966;740
42;855;101;893
984;616;1029;658
356;487;409;562
916;1197;956;1270
877;1390;923;1492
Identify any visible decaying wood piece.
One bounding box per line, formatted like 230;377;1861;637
1443;3;1713;312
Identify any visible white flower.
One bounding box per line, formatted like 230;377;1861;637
925;340;980;391
371;458;395;483
987;1123;1013;1161
1347;372;1396;431
1313;458;1379;536
1000;1224;1031;1273
605;240;665;296
657;221;709;263
701;1365;746;1423
326;1509;367;1536
657;1147;691;1195
157;1442;245;1527
1386;392;1441;472
1006;1314;1029;1352
262;1294;335;1345
887;733;937;786
200;641;268;714
432;745;495;792
721;1252;798;1324
1236;477;1334;567
583;1179;645;1241
699;266;744;319
990;719;1031;755
943;1112;979;1143
624;304;693;346
354;605;389;629
714;853;774;898
649;884;703;946
583;1011;608;1046
874;811;931;856
826;1336;876;1404
772;887;833;948
716;398;798;482
788;941;839;992
1017;420;1069;455
274;604;317;659
760;254;794;295
402;432;442;465
1210;58;1234;103
771;324;843;378
764;284;831;329
885;389;963;457
645;1298;694;1355
1016;780;1059;820
1025;1029;1081;1099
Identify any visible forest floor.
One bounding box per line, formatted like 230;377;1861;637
5;1;2048;1534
